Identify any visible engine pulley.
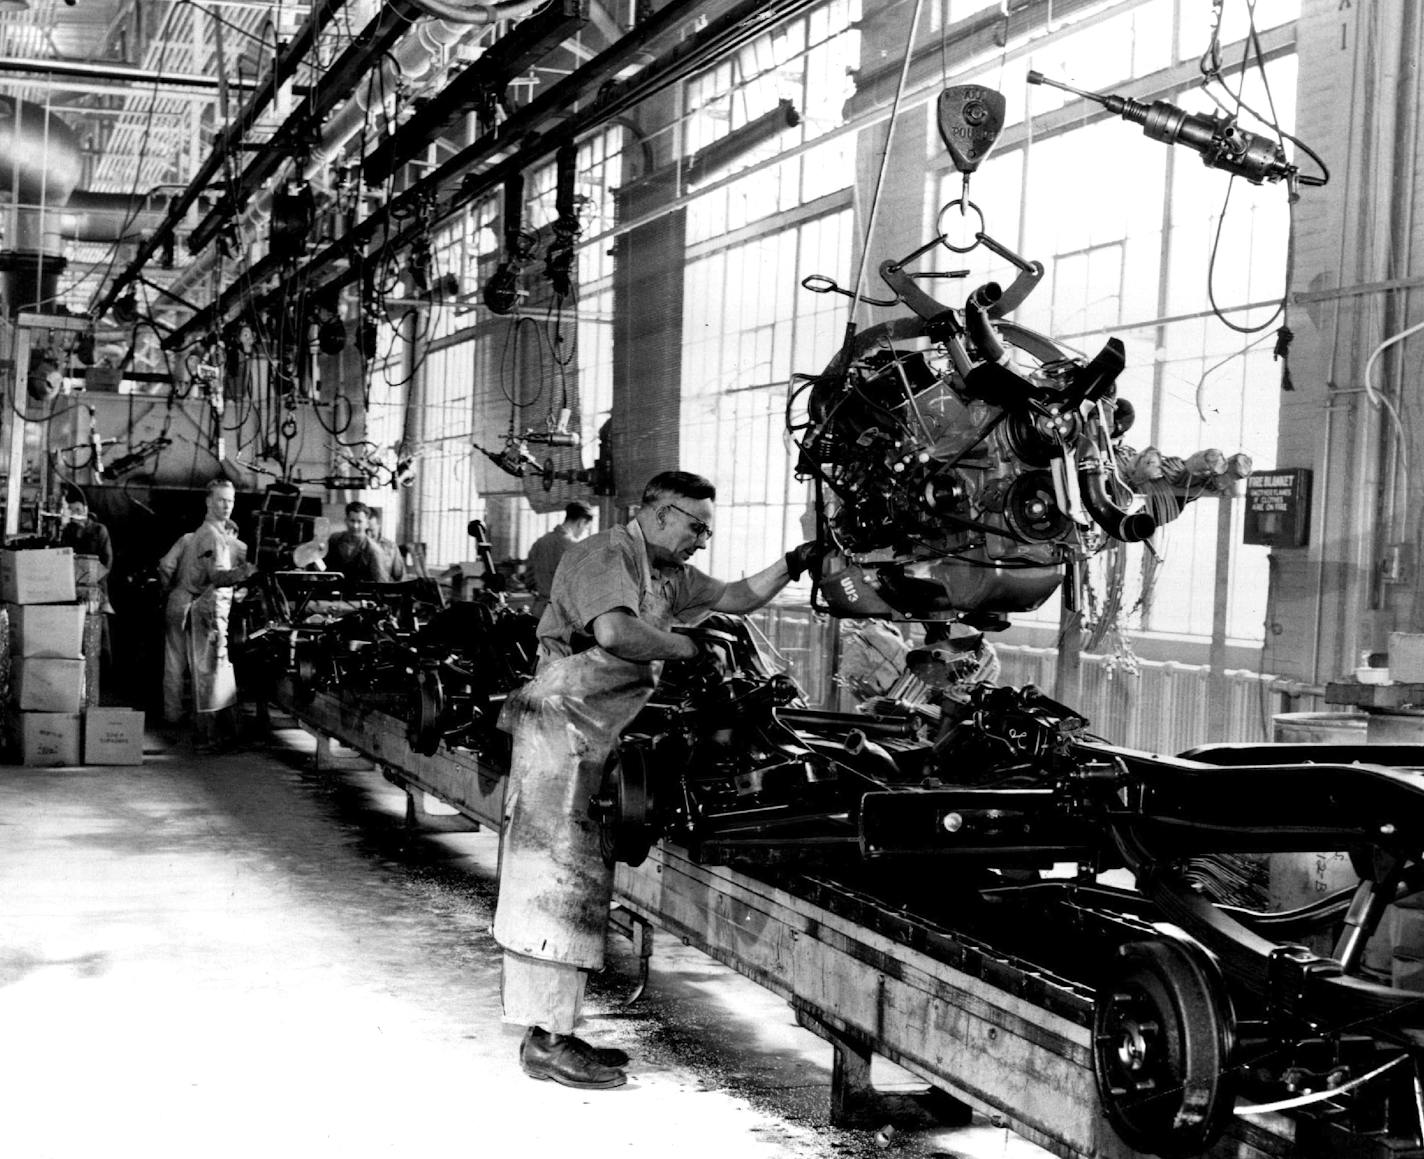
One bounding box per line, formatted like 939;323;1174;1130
1001;407;1079;467
1002;471;1072;542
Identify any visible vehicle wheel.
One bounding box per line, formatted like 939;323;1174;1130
595;746;657;868
1091;925;1237;1157
291;648;319;706
407;670;444;756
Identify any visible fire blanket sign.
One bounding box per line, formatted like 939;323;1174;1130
1243;468;1312;548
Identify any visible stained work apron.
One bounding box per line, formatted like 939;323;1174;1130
493;552;672;970
179;521;244;715
187;586;237;713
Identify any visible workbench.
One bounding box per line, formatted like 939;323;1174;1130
277;682;1300;1159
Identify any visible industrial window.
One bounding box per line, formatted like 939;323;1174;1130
683;0;860;245
680;208;851;580
412;130;623;568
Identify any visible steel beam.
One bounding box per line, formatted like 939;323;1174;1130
360;0;589;184
90;0;356;320
184;0;427;257
162;0;820;351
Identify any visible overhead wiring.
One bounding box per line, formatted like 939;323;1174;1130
1199;0;1315;345
71;5;183;310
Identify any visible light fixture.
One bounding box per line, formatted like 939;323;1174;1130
0;0;32;12
112;292;138;325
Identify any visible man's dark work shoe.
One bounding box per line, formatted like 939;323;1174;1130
520;1027;626;1089
569;1034;630;1069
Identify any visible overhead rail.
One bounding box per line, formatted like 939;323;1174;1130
183;0;428;258
359;0;588;185
161;0;821;350
90;0;356;320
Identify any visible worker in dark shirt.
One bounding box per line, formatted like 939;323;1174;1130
58;488;114;609
367;510;406;581
57;486;115;669
524;501;595;618
325;501;390;582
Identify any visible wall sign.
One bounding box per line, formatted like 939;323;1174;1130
1243;468;1312;547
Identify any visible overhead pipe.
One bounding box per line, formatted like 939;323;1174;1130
164;0;822;349
57;191;169;242
0;101;168;311
201;13;478;284
0;56;259;93
406;0;557;25
183;0;441;257
360;0;588;182
90;0;359;319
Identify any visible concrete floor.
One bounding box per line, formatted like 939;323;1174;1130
0;722;1055;1159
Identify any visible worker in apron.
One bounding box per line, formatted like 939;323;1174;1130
158;531;196;724
173;479;255;752
493;470;824;1089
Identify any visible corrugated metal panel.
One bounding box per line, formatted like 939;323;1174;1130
1225;669;1278;744
993;645;1260;754
1160;662;1211;755
996;645;1057;694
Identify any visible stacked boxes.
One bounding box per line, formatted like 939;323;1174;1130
1;546;78;606
83;708;144;765
4;547;84;766
3;547;143;767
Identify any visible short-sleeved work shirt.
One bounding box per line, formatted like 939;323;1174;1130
537;522;726;663
525;525;574;600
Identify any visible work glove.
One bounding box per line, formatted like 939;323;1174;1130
784;540;826;582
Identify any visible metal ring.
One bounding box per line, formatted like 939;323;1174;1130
935;199;987;254
801;274;841;295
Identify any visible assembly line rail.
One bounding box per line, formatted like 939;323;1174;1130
274;683;1292;1159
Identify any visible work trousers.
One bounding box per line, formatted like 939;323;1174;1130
162;595;191;723
501;950;587;1034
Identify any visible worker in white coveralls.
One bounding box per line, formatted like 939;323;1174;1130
493;470;824;1089
171;478;255;751
158;530;195;724
158;515;242;725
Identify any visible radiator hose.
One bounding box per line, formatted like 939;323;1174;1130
1079;457;1156;542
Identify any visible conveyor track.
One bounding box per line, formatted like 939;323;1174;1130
276;683;1305;1159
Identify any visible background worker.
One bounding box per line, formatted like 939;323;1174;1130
57;486;114;590
368;509;406;581
326;500;391;582
493;470;823;1090
158;513;244;725
524;500;595;619
157;531;195;725
57;485;116;667
172;479;255;751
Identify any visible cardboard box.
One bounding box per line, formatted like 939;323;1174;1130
12;657;85;712
10;711;81;767
0;547;77;605
83;708;144;766
7;603;84;658
1390;632;1424;684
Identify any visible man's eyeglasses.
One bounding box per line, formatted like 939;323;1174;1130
663;502;713;540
